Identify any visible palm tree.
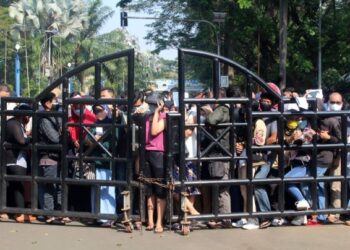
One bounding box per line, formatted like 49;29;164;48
8;0;88;93
71;0;114;90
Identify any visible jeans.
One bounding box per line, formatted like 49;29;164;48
91;168;116;222
302;165;329;222
254;162;271;212
285;166;307;202
38;165;61;211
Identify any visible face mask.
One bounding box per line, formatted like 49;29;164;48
298;120;308;130
260;103;272;111
73;108;84;116
287;120;298;130
328;102;342;111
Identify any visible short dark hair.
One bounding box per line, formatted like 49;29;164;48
40;92;56;107
101;87;115;97
0;84;11;93
227;85;243;98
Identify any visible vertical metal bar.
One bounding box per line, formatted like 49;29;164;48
126;50;135;215
165;113;174;227
0;98;7;211
341;114;348;209
178;49;186;194
213;59;220;99
230;104;236;180
278;99;285;212
94;62;102;99
31;100;38;211
61;78;69;213
245;76;254;216
139;115;146;223
311;99;318;210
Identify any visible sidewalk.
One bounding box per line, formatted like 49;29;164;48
1;221;349;250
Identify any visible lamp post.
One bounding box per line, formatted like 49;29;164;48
317;0;323;89
67;62;74;93
15;43;21;97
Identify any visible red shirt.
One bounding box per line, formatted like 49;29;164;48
68;109;96;143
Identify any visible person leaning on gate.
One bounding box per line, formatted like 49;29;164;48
0;84;13;220
301;91;342;224
143;97;172;233
38;92;66;224
322;92;344;223
85;104;117;227
67;93;96;213
100;87;127;217
4;103;36;223
205;87;232;229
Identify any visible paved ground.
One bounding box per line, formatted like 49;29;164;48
1;220;350;250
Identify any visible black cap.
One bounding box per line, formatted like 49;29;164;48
15;103;33;111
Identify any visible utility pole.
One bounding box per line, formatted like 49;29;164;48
318;0;322;89
279;0;288;90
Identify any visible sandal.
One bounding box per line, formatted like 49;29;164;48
46;217;65;225
0;213;9;220
61;217;72;223
145;224;154;231
154;227;164;233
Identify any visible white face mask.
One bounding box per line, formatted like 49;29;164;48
73;108;84;116
328;102;342;111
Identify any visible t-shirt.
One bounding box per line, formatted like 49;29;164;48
145;112;166;152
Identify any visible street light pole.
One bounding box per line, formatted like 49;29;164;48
318;0;322;89
15;43;21;97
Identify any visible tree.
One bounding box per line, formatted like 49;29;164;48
119;0;350;93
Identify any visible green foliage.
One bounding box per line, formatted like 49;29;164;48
124;0;350;98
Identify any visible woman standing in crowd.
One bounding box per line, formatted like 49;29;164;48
5;104;35;222
144;99;171;233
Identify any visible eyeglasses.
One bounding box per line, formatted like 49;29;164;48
329;101;342;105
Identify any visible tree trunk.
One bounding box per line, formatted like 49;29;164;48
279;0;288;90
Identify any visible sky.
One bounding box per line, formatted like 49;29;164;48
100;0;177;60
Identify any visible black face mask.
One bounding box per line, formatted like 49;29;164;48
260;103;272;111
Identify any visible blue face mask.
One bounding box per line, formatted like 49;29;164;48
298;120;308;130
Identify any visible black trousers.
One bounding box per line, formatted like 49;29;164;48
6;165;26;208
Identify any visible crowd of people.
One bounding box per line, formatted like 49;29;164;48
0;81;350;233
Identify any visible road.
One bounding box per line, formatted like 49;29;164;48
0;220;349;250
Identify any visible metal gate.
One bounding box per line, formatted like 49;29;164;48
163;48;350;233
0;49;137;230
0;48;349;233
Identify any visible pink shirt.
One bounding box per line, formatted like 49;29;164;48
145;112;166;152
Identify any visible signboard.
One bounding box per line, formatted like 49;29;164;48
220;75;229;88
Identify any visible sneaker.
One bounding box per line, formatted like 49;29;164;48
259;220;271;229
271;218;286;226
295;200;310;210
291;216;307;226
232;218;247;228
242;219;259;230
